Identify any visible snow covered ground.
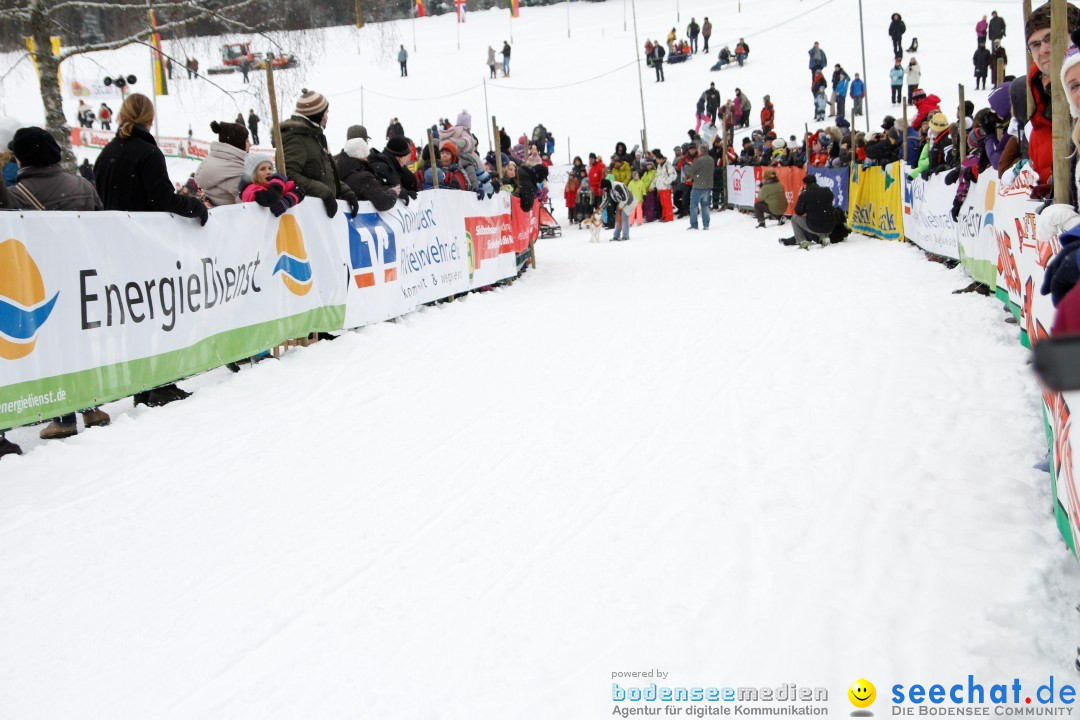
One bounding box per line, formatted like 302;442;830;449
2;0;1078;717
3;216;1079;717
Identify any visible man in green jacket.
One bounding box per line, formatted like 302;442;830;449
754;169;788;227
279;88;359;218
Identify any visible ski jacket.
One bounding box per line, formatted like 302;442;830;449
195;141;247;206
652;160;676;190
758;177;787;216
279;115;346;202
795;185;837;234
835;75;850;96
889;17;906;39
94;125;204;219
808;47;827;70
912;94;942;128
850;79;865;98
988;16;1006;41
1029;62;1054;184
761;104;775;132
906;62;922;86
602;180;636;211
9;163;102;211
890;66;905;86
974;47;992;75
976;19;988;38
588;161;606;195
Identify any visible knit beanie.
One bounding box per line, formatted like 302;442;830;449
210;120;248;151
456;110;472;129
8;126;61;167
911;88;927;103
242;152;274;184
295;88;329;118
1027;1;1080;40
928;111;950;134
345;137;371;160
347;125;370;141
1062;28;1080;118
440;141;459;162
385;136;412;157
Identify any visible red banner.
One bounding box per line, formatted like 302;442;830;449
510;196;540;254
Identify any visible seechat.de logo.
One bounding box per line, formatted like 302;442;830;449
849;679;876;715
272;215;312;296
0;238;59;360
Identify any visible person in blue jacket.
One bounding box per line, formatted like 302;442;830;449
850;73;865;116
835;70;851;120
889;58;905;105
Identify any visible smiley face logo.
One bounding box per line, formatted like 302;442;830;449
848;679;876;709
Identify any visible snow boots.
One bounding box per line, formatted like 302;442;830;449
134;383;192;408
0;434;22;459
39;409;110;440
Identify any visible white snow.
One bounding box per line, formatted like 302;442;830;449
1;0;1078;717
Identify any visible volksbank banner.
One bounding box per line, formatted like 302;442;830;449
0;190;529;431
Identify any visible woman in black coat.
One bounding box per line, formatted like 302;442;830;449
888;13;906;57
92;93;204;409
93;93;207;224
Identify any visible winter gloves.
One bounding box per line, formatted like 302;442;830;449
342;190;359;216
1038;204;1080;246
194;202;209;226
251;174;306;217
322;194;339;218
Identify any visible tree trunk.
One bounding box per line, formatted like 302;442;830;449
30;0;77;173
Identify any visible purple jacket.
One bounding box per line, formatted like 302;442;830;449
976;19;988;37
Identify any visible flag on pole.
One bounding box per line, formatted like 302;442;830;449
416;0;426;17
455;0;467;23
509;0;519;18
148;8;168;96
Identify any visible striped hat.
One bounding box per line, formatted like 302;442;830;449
295;88;329;117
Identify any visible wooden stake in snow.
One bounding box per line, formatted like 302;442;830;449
265;58;286;176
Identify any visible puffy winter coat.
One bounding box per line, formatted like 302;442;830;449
8;163;102;211
906;62;922;86
973;47;992;75
337;153;397;211
889;16;906;39
94;125;205;219
368;148;418;204
515;164;538;211
278;114;346;202
890;66;905;86
795;184;837;235
835;75;850;96
976;19;988;38
761;103;775;131
758;177;787;216
652;160;676;190
808;46;827;70
850;79;865;98
1029;63;1054;184
588;161;606;196
988;16;1006;42
912;94;942;128
611;161;631;185
195;141;246;206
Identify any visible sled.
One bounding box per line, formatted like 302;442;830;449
539;201;562;239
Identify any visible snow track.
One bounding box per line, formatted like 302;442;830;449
2;215;1078;718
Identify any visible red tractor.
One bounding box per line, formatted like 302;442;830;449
207;43;299;75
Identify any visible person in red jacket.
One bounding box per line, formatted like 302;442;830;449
760;96;775;134
910;88;942;128
1025;2;1080;189
587;152;606;208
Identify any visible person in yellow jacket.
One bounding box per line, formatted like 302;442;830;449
627;169;648;225
667;27;677;50
611;156;632;185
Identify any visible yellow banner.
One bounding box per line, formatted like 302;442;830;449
847;162;904;241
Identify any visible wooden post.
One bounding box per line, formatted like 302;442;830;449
1052;0;1071;203
995;56;1005;86
355;0;363;28
850;105;857;167
902;99;909;164
265;58;285;175
958;83;968;160
492;115;503;182
1025;0;1035;123
426;128;440;189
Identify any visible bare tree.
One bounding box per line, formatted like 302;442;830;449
13;0;264;170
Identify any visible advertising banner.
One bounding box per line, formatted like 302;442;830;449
343;190;520;329
954;174;999;289
0;201;346;431
726;165;758;209
807;166;849;212
849;162;904;241
903;170;958;258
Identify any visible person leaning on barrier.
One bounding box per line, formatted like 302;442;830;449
1021;1;1080;195
94;94;208;408
279;88;359;219
5;127;112;440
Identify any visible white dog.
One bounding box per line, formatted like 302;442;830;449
580;208;605;243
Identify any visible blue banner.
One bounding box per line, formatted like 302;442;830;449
808;166;849;212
